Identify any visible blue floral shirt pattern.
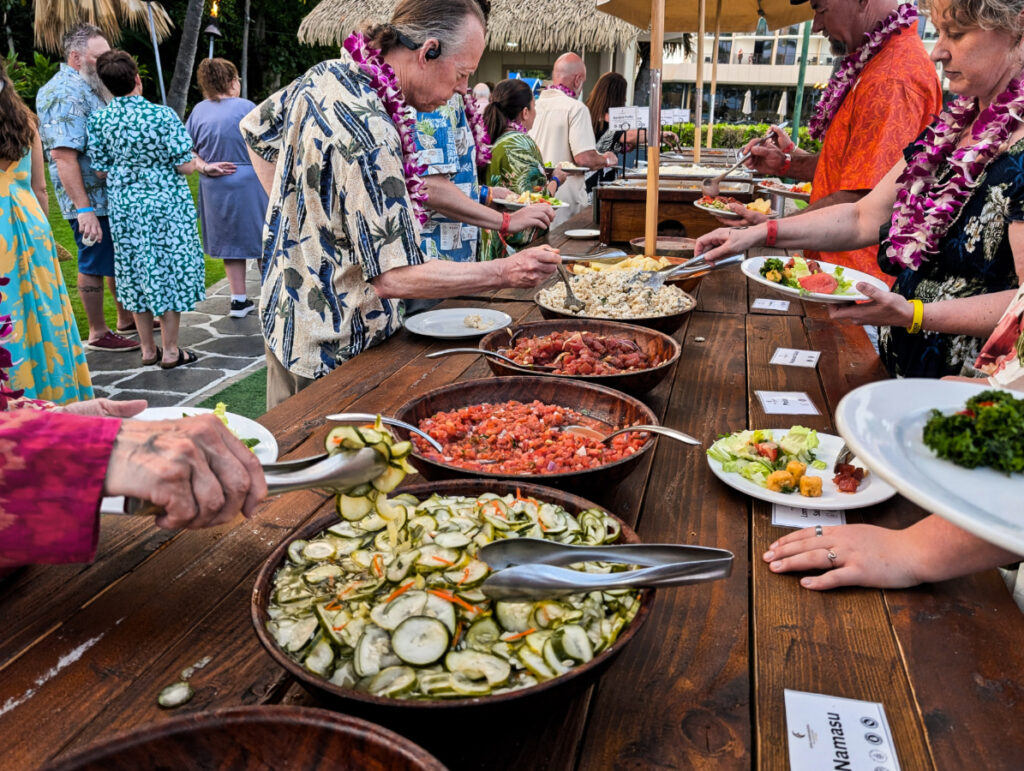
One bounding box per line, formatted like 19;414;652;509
240;53;423;380
36;64;109;219
414;94;480;262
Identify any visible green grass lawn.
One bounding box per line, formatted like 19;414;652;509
48;171;227;338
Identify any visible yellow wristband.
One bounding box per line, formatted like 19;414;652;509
907;299;924;334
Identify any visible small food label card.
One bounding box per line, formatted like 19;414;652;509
785;689;901;771
751;298;791;312
770;348;821;368
772;504;847;529
757;391;820;415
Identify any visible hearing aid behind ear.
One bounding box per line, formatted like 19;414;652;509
425;42;442;60
397;31;442;60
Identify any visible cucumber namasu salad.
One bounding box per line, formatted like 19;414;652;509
266;424;641;700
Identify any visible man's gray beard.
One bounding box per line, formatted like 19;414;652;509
80;65;112;104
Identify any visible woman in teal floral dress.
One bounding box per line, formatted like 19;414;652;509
480;80;568;262
87;50;205;369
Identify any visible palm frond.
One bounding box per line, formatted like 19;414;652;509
34;0;174;54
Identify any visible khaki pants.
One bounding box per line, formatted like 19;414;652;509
265;344;315;410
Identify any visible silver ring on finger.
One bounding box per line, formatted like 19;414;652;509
826;550;837;567
815;525;823;537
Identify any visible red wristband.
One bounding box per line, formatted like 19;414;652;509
499;211;511;238
780;152;792;176
781;140;795;153
765;220;778;247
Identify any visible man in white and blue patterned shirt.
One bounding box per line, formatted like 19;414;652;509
36;23;138;352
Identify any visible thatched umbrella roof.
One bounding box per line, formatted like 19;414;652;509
298;0;639;52
34;0;174;54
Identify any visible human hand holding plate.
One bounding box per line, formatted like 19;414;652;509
828;282;913;325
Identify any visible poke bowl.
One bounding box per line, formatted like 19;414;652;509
251;479;653;714
477;319;680;395
392;376;659;487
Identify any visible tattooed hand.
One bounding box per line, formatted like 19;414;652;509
103;414;267;529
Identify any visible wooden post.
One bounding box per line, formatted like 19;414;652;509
644;0;666;258
705;0;722;148
693;0;706;165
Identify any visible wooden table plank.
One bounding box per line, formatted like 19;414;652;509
579;311;753;769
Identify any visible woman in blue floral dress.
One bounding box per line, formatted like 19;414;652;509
87;50;205;368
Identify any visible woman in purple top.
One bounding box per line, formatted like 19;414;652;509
186;59;269;318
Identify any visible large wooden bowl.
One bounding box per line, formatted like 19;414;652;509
477;319;680;395
392;376;658;487
534;286;696;335
251;479;653;715
43;706;445;771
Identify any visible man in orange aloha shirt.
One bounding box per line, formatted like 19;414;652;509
731;0;941;284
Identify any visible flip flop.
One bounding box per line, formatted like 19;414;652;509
141;346;163;366
159;348;199;369
117;319;162;333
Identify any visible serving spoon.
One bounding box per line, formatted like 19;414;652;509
634;254;744;291
425;347;557;372
554;263;586;312
701;121;788;197
562;423;700;446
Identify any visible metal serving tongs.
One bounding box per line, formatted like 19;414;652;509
477;538;734;600
702;121;788;197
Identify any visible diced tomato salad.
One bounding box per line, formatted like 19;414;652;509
414;400;649;475
499;331;655;375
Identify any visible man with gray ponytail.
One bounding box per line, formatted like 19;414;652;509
242;0;560;408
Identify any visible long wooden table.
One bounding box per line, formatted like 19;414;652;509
3;215;1024;769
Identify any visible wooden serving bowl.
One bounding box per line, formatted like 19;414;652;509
477;319;680;395
43;706;445;771
628;236;696;259
392;376;658;487
251;479;653;716
534;286;696;335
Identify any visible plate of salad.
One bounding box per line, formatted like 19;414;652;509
706;426;896;510
742;255;889;304
835;379;1024;554
497;191;566;208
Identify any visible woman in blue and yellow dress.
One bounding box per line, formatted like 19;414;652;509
88;50;205;369
0;59;92;403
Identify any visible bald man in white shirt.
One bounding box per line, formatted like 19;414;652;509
529;53;617;224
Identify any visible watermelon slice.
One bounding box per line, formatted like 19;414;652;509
797;272;839;294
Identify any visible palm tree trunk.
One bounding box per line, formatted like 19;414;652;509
167;0;205;117
241;0;250;99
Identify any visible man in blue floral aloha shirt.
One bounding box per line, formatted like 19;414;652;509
241;1;560;408
36;23;138;353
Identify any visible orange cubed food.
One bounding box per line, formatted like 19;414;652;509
799;475;822;497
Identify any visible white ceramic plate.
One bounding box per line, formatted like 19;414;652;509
835;379;1024;555
404;307;512;339
706;429;897;510
565;228;601;240
742;256;890;305
497;198;566;209
693;201;745;219
756;182;811;201
99;406;278;514
558;163;589;174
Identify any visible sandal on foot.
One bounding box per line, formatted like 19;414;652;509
141;346;163;366
159;348;199;369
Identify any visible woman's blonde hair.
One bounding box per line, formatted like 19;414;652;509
924;0;1024;37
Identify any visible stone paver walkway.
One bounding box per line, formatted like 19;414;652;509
86;269;265;407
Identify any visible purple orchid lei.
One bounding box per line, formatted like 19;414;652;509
808;3;917;141
886;73;1024;270
343;32;429;226
548;83;577;99
507;119;527;135
0;277;25;411
462;93;492;165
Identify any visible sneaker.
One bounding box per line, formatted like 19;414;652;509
85;331;141;352
229;298;255;318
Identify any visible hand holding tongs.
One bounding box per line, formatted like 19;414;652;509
702;121;789;197
477;538;734;600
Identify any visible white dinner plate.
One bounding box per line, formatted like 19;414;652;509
497;198;566;209
742;256;890;304
756;182;811;201
99;406;278;514
693;201;743;219
835;379;1024;555
565;228;601;240
404;307;512;339
558;163;589;174
706;429;897;511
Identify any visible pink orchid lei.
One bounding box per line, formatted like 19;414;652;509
548;83;577;99
808;3;917;141
462;93;492;165
343;32;429;226
507;119;527;135
0;277;25;411
886;73;1024;270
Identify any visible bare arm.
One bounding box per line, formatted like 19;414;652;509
372;245;560;299
421;175;555;233
30;130;47;214
247;146;277;196
50;147;91;210
573;148;617;170
175;159;197;175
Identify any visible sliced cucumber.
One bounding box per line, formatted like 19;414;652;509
445;649;511;686
287;539;310;565
391;616;450;666
304;638;334;676
553;624;594;663
423;592;458;635
157;681;194;709
443;559;490;588
329;661;357;689
386;549;421;583
354;625;399;677
338;493;373;521
518;648;555;681
434;531;471;549
326;425;363;451
465;617;501;652
372;465;406;493
369;590;428;630
451;672;492;696
358;665;417;697
542;637;570;676
301;541;336;561
303;564;342;583
495;601;533;633
416;544;459;572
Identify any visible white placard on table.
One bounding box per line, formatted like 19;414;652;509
772;504;847;529
785;689;901;771
661;108;686;125
751;298;791;312
608;106;637;132
757;391;820;416
770;347;821;368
